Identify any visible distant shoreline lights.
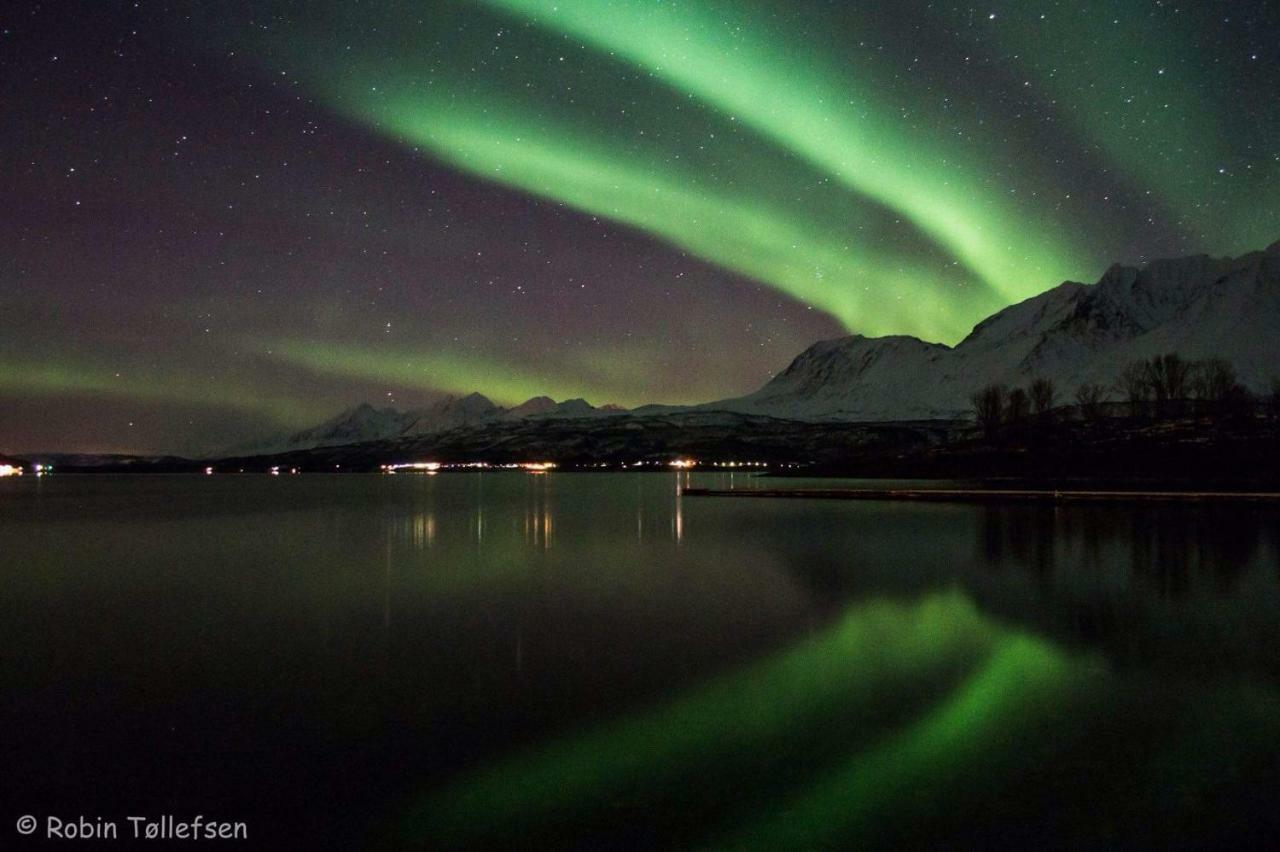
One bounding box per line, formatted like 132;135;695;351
380;461;559;475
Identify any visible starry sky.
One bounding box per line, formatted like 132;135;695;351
2;1;1278;454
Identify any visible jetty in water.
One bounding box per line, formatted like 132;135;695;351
680;488;1280;505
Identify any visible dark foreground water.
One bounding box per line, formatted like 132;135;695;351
3;473;1280;849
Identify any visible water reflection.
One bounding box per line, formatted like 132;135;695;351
522;474;554;550
674;471;688;544
405;513;437;550
7;474;1280;849
970;504;1280;680
392;587;1280;849
978;505;1273;596
376;472;706;552
399;593;1028;847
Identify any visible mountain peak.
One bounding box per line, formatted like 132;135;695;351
238;241;1280;450
505;396;558;419
327;401;400;425
723;239;1280;421
1099;262;1138;285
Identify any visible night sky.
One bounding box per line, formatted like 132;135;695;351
3;1;1278;454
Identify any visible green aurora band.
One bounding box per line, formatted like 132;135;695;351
174;0;1280;411
322;95;977;338
962;5;1280;254
0;360;329;425
260;1;1103;343
475;0;1087;302
272;339;673;408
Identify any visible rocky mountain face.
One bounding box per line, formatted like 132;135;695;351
721;240;1280;420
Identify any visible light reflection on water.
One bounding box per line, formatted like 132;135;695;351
385;470;708;554
2;472;1280;848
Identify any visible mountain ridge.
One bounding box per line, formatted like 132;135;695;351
237;238;1280;452
232;393;631;456
714;239;1280;420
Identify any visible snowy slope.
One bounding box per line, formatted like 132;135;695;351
239;394;625;455
721;240;1280;421
234;240;1280;452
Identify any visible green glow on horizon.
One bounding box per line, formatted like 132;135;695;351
270;339;677;408
0;360;326;425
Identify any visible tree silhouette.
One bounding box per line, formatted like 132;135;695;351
1144;353;1192;415
1190;358;1255;418
1192;359;1238;404
1006;387;1031;423
1074;383;1107;421
1030;377;1056;418
1117;361;1151;418
970;384;1006;440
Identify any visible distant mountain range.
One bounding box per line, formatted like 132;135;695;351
234;393;630;456
244;239;1280;454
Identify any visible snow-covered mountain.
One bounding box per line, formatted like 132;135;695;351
228;240;1280;456
719;240;1280;421
236;394;629;455
500;396;605;420
502;396;558;419
281;403;418;450
399;392;503;435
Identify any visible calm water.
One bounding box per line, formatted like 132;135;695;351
3;473;1280;849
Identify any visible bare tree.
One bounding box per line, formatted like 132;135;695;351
1030;377;1056;417
1192;359;1237;404
970;384;1006;439
1006;387;1031;423
1074;383;1107;421
1144;353;1192;414
1116;360;1151;418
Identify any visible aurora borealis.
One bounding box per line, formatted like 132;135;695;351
2;1;1278;452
